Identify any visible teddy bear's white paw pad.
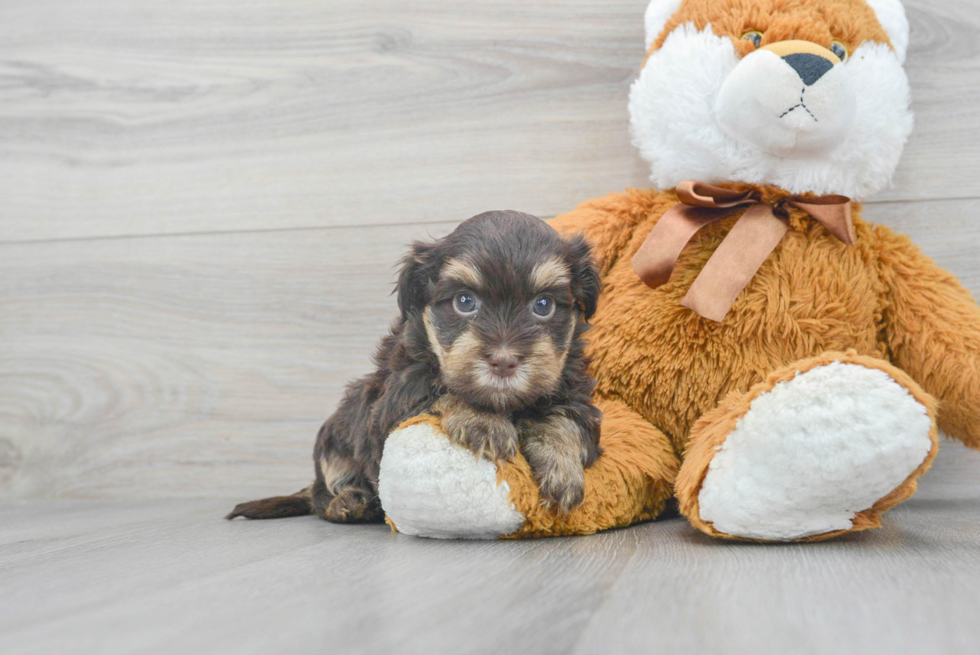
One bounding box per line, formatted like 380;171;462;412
698;361;933;540
378;422;525;539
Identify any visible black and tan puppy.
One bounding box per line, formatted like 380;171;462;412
227;211;602;523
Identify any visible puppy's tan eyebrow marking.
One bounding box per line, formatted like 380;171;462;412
531;258;571;290
441;258;484;290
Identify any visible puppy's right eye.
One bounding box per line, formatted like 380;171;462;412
531;296;556;319
453;292;478;316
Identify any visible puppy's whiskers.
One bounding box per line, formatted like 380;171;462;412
474;359;530;393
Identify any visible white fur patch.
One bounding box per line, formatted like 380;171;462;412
378;422;526;539
644;0;684;49
866;0;910;63
697;361;933;541
629;24;913;199
715;49;857;159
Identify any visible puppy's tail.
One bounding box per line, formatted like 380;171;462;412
225;485;313;520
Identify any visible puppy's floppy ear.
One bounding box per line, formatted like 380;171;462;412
566;234;602;320
396;240;438;317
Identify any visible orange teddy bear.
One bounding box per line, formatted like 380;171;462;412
378;0;980;542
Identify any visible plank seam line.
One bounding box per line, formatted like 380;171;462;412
11;191;980;247
0;216;558;249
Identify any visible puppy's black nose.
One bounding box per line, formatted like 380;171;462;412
487;352;520;378
783;52;834;86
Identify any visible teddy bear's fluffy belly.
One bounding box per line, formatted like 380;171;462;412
585;214;889;454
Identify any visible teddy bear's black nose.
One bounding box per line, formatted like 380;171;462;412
783;52;834;86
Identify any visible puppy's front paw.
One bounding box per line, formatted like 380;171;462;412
520;414;590;514
446;413;519;463
538;469;586;514
436;396;518;463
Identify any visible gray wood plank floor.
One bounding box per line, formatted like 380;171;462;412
2;443;979;655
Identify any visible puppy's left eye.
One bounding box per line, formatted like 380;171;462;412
531;296;555;319
453;292;478;315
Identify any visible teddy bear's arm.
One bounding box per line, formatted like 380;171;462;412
547;190;663;274
876;226;980;449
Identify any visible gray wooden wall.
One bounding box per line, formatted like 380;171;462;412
2;0;979;500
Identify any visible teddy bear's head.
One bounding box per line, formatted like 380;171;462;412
629;0;912;199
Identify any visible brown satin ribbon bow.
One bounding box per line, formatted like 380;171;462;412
630;181;854;322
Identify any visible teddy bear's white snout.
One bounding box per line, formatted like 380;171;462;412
715;44;857;159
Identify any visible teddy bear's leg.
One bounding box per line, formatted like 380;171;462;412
378;396;680;539
501;394;680;537
675;351;940;542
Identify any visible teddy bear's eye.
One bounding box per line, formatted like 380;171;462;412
742;31;763;48
830;41;849;61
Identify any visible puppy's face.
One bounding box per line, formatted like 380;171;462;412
424;254;574;412
398;211;600;412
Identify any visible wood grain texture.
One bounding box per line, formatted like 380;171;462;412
0;444;978;655
893;0;980;201
0;221;456;498
2;0;980;244
0;0;650;242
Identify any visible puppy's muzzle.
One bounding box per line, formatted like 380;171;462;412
486;350;522;379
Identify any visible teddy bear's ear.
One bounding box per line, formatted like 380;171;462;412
643;0;684;50
865;0;910;63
